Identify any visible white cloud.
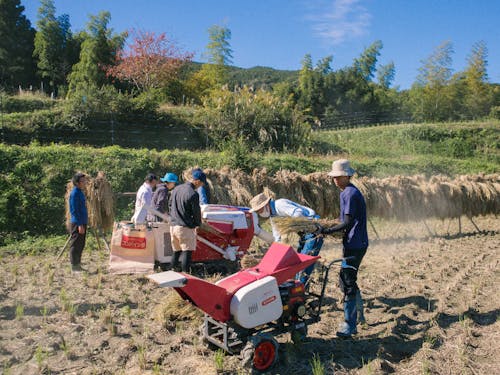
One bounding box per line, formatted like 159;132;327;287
307;0;371;45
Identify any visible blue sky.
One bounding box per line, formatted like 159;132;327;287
21;0;500;90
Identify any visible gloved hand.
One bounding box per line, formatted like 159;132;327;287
320;225;339;235
313;223;324;236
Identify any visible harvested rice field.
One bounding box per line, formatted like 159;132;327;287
1;215;498;374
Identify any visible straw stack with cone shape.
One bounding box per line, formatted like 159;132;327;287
65;172;114;232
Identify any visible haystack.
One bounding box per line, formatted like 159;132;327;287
199;168;499;223
64;172;115;231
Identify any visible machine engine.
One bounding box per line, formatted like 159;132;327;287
279;280;306;322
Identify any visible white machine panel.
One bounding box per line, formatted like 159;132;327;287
151;222;172;262
201;207;248;230
147;271;187;288
230;276;282;329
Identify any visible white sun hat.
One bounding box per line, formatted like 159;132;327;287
249;193;271;212
328;159;356;177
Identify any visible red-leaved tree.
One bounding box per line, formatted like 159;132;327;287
106;29;193;91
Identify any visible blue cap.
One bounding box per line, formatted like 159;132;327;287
191;168;207;183
160;172;178;183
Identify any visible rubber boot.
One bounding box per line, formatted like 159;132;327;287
356;290;366;325
337;299;357;337
172;251;181;272
180;251;192;273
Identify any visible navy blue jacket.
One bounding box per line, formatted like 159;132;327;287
69;187;88;226
169;183;201;228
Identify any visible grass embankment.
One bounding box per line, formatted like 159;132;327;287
311;121;499;176
0;120;498;248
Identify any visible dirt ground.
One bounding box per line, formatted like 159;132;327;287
1;215;499;375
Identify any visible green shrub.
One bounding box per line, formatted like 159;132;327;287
489;106;500;120
0;121;497;241
0;93;57;113
196;86;311;152
219;137;256;172
2;108;70;131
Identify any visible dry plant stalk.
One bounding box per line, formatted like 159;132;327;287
272;217;342;238
194;168;498;222
153;290;203;325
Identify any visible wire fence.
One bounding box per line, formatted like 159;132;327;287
0;105;414;149
0;111;206;150
314;110;414;130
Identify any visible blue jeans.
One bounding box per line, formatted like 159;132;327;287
296;232;324;284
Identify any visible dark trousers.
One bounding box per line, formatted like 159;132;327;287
172;250;192;272
339;247;367;301
69;223;86;266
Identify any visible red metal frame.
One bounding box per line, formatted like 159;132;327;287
172;243;320;322
192;205;255;262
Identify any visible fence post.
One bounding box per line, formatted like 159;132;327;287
0;92;3;143
110;111;115;145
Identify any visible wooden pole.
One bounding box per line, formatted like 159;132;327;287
422;220;435;237
468;216;481;232
57;235;72;260
446;218;452;236
368;218;380;240
98;227;111;252
92;228;102;251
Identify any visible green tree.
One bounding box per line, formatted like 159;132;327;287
410;41;454;121
33;0;74;94
205;25;233;66
462;41;492;118
296;54;334;120
192;24;233;96
67;11;126;94
0;0;36;89
376;62;395;89
354;40;383;82
297;54;314;112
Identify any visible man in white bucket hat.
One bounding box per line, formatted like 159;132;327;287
321;159;368;337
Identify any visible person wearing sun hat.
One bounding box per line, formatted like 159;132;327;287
152;172;179;221
249;192;323;286
320;159;368;337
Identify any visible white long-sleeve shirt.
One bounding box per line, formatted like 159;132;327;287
131;182;154;223
269;199;318;242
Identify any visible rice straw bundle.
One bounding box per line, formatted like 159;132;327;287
85;172;114;231
205;167;255;206
153;290;202;324
178;167;499;223
64;172;115;231
64;181;73;230
272;217;342;238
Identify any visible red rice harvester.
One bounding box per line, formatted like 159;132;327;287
151;204;273;272
148;242;347;372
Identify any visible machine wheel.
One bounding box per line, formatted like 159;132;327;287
241;333;279;372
